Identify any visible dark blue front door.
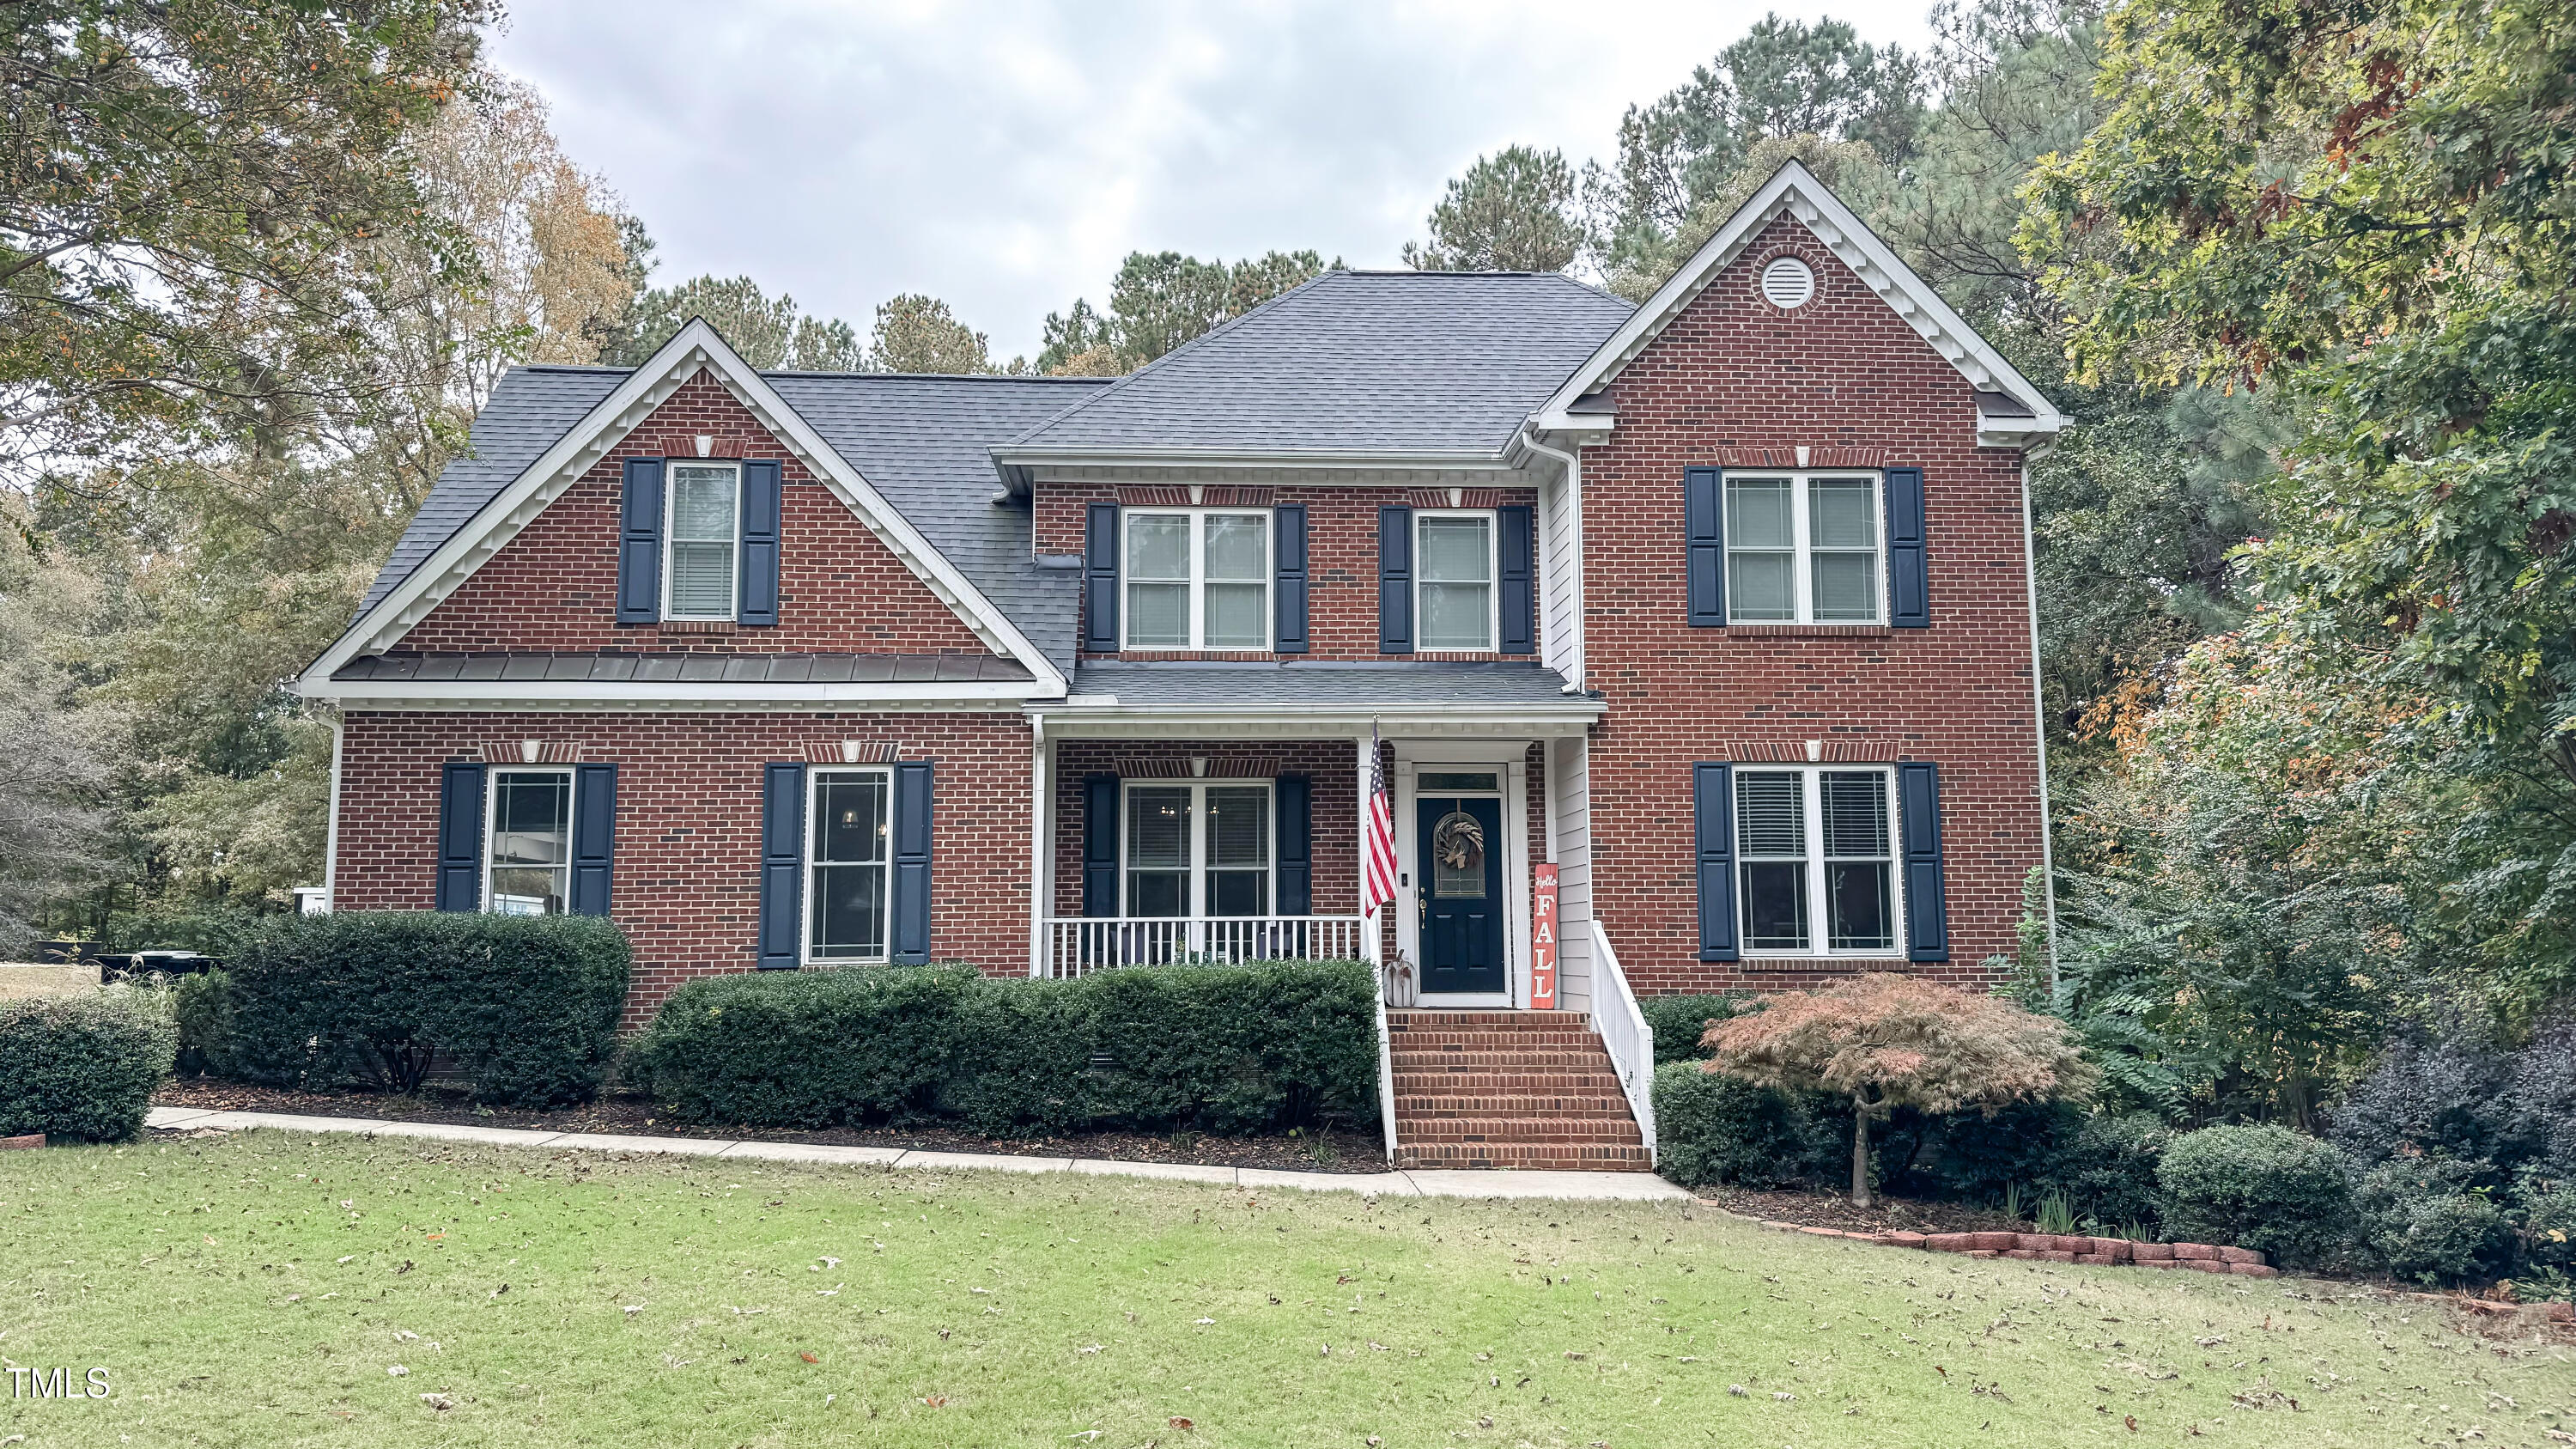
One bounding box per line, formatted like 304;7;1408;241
1418;795;1505;995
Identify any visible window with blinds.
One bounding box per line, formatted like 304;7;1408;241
1735;766;1899;955
664;461;739;619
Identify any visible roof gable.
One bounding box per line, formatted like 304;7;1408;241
1531;161;2066;442
304;320;1074;695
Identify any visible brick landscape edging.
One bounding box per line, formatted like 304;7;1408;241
1702;1202;2278;1276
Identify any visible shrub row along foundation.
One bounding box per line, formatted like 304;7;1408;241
1727;1214;2278;1276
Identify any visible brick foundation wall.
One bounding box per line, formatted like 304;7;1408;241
1577;216;2045;995
333;709;1033;1026
1032;484;1539;661
401;371;994;657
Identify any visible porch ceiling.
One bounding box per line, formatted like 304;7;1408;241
1037;661;1601;739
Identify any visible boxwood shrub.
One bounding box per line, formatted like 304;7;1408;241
222;911;629;1107
1651;1060;1846;1189
2158;1123;2354;1269
0;989;177;1142
1638;994;1749;1064
629;959;1377;1136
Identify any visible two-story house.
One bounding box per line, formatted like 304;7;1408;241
299;163;2065;1170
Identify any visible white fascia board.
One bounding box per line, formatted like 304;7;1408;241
313;679;1049;711
1030;698;1604;740
1528;161;2069;439
300;320;1066;696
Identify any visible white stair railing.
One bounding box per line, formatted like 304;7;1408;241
1587;920;1657;1165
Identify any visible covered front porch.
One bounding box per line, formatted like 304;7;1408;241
1021;662;1605;1004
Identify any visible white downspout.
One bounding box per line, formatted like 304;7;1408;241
321;717;343;912
2019;454;2061;989
1028;714;1050;977
1520;429;1586;694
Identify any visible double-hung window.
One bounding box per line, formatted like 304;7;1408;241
485;769;573;915
806;769;891;961
1726;472;1883;623
665;460;741;619
1415;511;1496;650
1123;508;1269;649
1734;766;1899;955
1124;781;1273;917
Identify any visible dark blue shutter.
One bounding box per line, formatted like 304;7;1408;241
1082;773;1120;917
1686;466;1726;626
891;760;933;964
757;762;805;969
1498;504;1534;655
1273;505;1309;654
737;459;781;626
1377;506;1413;654
569;762;617;917
1693;762;1738;961
1275;774;1312;916
1083;503;1120;652
1885;466;1929;628
617;459;665;624
435;761;486;912
1899;761;1949;960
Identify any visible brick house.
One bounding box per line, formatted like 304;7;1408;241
299;163;2065;1169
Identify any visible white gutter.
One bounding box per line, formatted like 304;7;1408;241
313;681;1052;711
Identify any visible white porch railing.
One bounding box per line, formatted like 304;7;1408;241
1040;915;1366;979
1588;920;1657;1165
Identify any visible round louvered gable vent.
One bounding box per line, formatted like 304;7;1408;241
1759;256;1815;309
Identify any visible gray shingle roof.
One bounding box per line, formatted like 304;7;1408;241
1067;660;1583;708
333;651;1034;685
1009;271;1634;456
350;367;1113;673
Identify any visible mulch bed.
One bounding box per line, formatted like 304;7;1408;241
1695;1184;2026;1235
151;1078;1384;1174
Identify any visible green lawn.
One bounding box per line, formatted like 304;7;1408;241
3;1132;2569;1446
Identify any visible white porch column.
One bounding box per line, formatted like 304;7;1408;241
1028;715;1051;977
1356;732;1382;963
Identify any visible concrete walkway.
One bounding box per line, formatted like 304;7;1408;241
143;1106;1691;1202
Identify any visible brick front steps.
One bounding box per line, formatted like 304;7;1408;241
1388;1010;1649;1172
1719;1209;2279;1276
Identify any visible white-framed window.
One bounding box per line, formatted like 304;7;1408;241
1122;508;1270;650
1123;780;1273;918
485;768;574;916
1734;765;1900;956
806;768;892;962
1724;472;1883;623
665;460;741;620
1414;509;1497;651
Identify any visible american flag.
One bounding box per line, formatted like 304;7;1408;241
1363;725;1397;918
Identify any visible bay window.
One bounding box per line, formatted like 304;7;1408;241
1734;766;1899;955
1123;508;1269;649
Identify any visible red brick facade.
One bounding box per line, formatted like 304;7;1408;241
1032;484;1538;661
400;372;994;657
333;709;1033;1025
1573;216;2043;994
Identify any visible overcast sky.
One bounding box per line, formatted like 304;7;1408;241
490;1;1934;361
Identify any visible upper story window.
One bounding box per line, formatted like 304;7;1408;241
1125;780;1273;917
486;769;573;915
1735;766;1899;955
807;768;891;962
665;461;740;620
1725;472;1881;623
1416;510;1495;650
1124;508;1269;650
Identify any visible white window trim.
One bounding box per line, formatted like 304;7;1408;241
483;766;574;916
1735;764;1905;959
803;766;893;965
1119;777;1278;918
1412;508;1499;653
1119;507;1273;652
1723;470;1886;624
662;459;743;622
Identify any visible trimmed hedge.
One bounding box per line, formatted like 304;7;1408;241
2157;1123;2354;1269
630;959;1377;1137
1650;1060;1846;1189
0;989;176;1142
1639;995;1749;1064
221;911;629;1107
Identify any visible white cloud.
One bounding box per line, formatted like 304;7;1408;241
490;0;1935;358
